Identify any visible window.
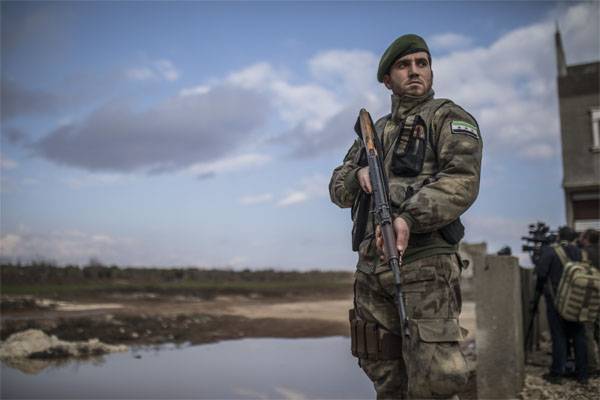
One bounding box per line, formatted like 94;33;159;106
591;107;600;150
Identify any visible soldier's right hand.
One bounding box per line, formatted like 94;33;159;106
356;167;372;193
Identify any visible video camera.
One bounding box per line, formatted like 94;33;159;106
521;222;557;265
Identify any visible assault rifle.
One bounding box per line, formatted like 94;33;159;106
356;109;410;337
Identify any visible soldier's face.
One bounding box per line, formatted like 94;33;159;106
383;51;433;97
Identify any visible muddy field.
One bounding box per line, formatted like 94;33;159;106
1;265;598;399
1;293;354;346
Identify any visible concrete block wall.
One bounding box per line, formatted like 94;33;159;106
475;255;525;399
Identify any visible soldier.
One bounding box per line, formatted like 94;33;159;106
330;34;482;399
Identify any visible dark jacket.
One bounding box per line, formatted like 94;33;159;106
583;244;599;269
535;242;582;296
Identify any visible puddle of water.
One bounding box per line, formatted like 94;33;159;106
1;337;374;399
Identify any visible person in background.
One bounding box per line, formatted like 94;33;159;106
579;229;599;269
578;228;600;376
535;226;588;384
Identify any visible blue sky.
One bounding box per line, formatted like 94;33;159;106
1;1;599;269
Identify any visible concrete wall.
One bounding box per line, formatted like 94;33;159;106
475;255;525;399
459;242;487;279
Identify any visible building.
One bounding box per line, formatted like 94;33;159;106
555;28;600;232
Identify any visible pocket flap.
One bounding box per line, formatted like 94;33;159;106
416;318;465;342
401;265;436;284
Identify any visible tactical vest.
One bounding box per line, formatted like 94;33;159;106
352;98;471;274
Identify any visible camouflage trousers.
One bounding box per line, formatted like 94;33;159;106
354;253;469;399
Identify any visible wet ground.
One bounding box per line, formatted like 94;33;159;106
2;294;599;399
1;294;353;346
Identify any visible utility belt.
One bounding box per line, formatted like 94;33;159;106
349;309;403;360
353;216;464;254
409;219;464;246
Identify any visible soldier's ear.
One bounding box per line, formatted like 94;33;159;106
383;74;392;90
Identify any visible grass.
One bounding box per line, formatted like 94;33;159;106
1;275;354;298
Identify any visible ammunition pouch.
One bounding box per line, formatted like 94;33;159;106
405;218;464;247
391;115;427;177
349;309;403;360
439;218;465;245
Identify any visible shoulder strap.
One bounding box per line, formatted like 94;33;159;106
396;115;417;154
581;249;589;262
374;114;391;139
552;244;570;266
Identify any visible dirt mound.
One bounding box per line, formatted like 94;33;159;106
0;329;127;359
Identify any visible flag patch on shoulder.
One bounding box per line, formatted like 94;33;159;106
451;121;479;140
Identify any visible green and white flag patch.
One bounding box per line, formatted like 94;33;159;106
451;121;479;140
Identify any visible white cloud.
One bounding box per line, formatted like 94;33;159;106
273;387;308;400
277;191;309;207
227;62;343;131
430;33;473;51
432;2;599;160
127;59;180;82
519;143;556;160
277;174;329;207
127;67;155;81
0;229;136;265
179;85;211;97
309;50;381;99
0;233;21;255
239;193;273;205
272;80;342;130
228;256;248;267
0;154;17;170
154;59;179;81
227;62;277;90
186;153;271;178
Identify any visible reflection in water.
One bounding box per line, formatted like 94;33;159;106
2;337;374;399
1;355;107;375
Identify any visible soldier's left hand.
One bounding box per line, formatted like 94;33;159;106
375;217;411;261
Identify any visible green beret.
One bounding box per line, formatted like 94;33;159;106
377;34;430;82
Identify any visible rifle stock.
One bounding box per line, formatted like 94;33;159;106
358;109;410;337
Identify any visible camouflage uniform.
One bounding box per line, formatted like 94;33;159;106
330;90;482;399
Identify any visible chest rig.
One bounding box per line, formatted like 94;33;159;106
352;98;463;254
380;98;452;174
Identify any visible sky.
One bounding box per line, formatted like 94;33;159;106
1;1;599;270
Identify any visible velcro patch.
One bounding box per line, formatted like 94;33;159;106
451;121;479;140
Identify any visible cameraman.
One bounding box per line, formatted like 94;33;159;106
535;226;588;384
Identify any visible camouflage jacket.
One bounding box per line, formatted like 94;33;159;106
329;91;483;272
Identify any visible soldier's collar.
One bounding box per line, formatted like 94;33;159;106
391;89;434;122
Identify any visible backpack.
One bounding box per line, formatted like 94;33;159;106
553;244;600;322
